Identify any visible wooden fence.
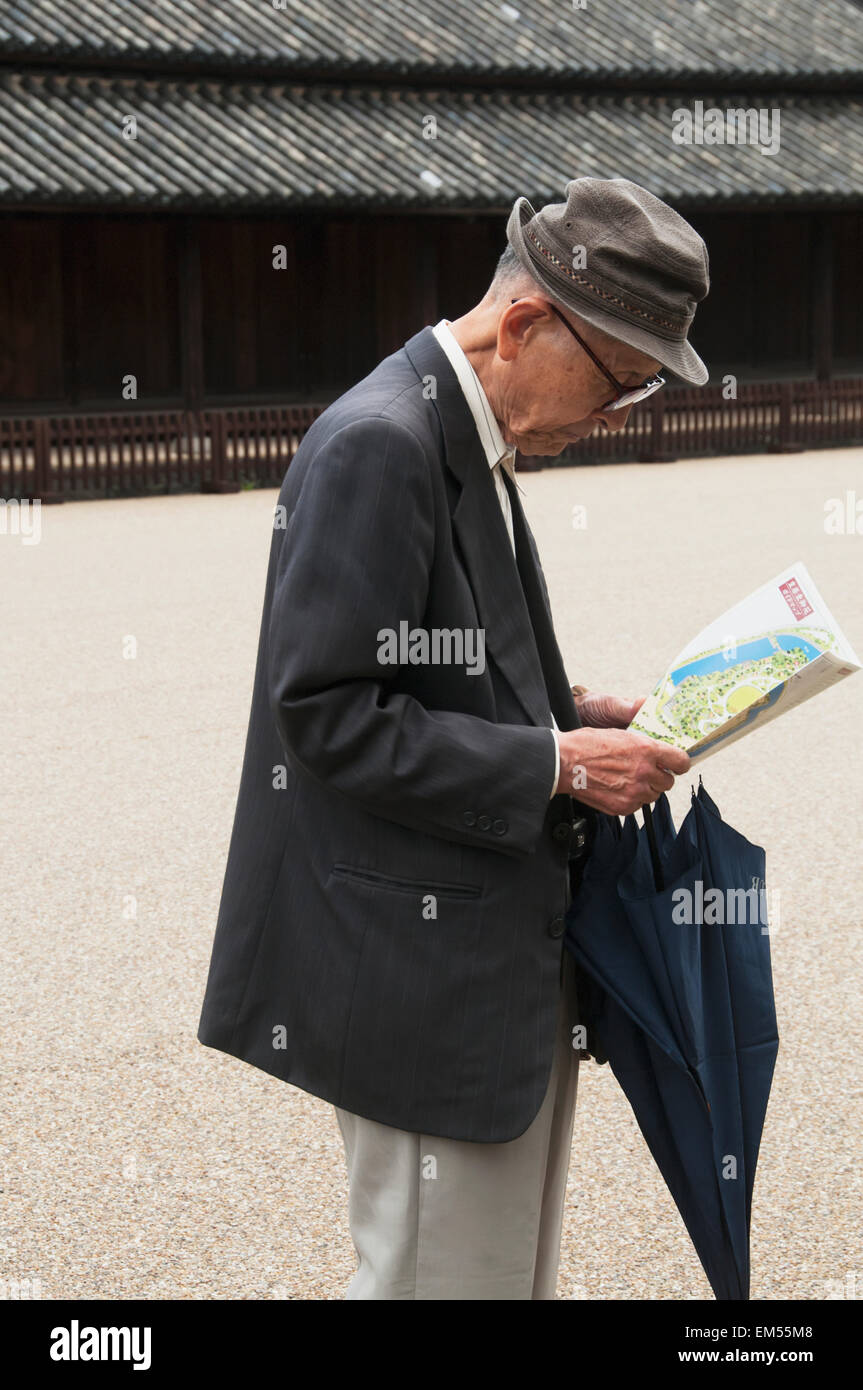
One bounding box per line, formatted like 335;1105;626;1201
1;380;862;501
555;378;863;467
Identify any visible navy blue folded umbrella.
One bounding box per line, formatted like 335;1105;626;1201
565;779;779;1300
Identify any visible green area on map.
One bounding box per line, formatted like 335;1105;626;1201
631;626;835;748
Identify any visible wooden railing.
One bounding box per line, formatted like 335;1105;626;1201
556;378;863;466
1;380;862;501
0;405;326;501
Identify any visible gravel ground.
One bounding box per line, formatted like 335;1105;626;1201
2;446;861;1301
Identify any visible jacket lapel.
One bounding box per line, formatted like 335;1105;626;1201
404;326;580;734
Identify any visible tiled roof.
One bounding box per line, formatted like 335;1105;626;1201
1;0;862;82
0;74;860;211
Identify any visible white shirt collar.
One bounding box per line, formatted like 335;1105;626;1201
431;319;519;488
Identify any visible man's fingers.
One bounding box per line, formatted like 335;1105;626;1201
560;727;691;815
645;778;674;801
641;764;675;801
654;744;691;775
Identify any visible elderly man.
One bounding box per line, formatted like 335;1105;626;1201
197;176;708;1300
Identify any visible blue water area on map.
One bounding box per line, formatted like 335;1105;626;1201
671;633;822;685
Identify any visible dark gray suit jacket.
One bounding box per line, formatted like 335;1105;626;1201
196;325;591;1142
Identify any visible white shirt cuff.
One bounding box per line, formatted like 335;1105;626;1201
549;726;560;799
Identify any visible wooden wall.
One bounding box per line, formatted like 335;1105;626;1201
686;208;862;379
0;208;859;408
0;216;180;405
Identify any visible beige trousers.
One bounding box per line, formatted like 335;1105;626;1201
333;947;581;1299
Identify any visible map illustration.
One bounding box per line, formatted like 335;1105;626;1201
629;564;859;762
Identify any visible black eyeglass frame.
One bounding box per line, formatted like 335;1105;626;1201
510;298;665;411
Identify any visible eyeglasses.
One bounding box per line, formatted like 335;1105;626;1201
510;298;665;411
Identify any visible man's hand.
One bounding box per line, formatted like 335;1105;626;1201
574;691;646;729
553;725;691;815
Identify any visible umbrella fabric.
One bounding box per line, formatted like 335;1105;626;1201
564;781;779;1300
686;783;779;1242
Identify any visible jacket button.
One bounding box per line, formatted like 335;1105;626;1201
548;916;565;938
552;821;572;843
492;818;507;835
477;814;492;831
463;811;477;827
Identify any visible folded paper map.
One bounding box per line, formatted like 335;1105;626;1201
628;561;860;763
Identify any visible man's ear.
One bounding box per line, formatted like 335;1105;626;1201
499;296;549;361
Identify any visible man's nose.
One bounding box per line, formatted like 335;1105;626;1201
593;403;634;434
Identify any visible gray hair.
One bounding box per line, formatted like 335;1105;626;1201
488;243;544;300
487;242;599;344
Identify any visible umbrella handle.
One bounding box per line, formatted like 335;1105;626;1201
642;801;665;892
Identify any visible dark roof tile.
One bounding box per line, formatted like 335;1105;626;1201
0;0;861;81
0;74;860;210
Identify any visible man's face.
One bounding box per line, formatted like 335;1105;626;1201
490;297;663;457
